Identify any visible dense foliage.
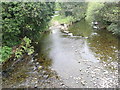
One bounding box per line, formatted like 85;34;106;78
85;2;119;35
1;2;119;62
56;2;119;35
1;2;55;62
55;2;87;24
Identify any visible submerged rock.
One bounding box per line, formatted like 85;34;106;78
81;80;86;86
78;62;80;63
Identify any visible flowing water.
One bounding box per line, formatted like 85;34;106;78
2;20;119;88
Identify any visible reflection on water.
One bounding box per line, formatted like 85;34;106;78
68;19;93;37
36;33;53;68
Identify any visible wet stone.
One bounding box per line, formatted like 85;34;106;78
87;66;90;68
42;71;46;74
60;83;64;86
36;62;39;65
75;50;78;52
35;53;38;56
38;66;42;70
43;75;49;79
33;66;37;70
76;81;79;84
31;59;34;62
81;80;86;86
73;77;76;80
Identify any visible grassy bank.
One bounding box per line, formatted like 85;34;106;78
51;15;74;24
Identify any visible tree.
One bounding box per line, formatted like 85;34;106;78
1;2;55;62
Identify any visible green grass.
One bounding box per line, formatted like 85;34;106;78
51;15;74;24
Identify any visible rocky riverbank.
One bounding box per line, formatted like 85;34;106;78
2;49;68;88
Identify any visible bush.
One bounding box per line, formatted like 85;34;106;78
1;2;55;62
107;23;120;35
15;37;34;59
0;46;12;62
2;2;55;47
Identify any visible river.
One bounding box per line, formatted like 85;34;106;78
2;20;119;88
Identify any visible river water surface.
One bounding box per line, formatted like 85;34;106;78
2;20;119;88
37;20;118;88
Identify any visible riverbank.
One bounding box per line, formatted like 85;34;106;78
2;51;68;88
2;19;119;88
38;21;118;88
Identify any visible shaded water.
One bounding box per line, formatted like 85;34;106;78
2;20;119;88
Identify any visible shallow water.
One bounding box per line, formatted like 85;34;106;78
37;20;118;88
2;20;119;88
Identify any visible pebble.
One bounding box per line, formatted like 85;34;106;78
44;75;49;79
81;73;83;75
85;37;88;39
31;59;34;62
96;77;99;79
103;70;108;74
79;69;82;71
34;84;38;88
35;53;38;56
60;83;64;86
34;59;37;61
83;60;88;62
76;81;79;84
90;80;93;82
33;66;37;70
94;68;100;72
42;71;46;74
36;62;39;65
38;66;42;70
75;50;78;52
91;75;95;78
87;66;90;68
35;81;38;84
86;71;89;73
68;33;73;36
78;77;82;80
73;77;76;79
97;67;102;69
81;80;86;86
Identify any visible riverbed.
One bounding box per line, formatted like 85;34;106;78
2;20;119;88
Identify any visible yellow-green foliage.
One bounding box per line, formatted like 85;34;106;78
51;15;74;24
0;46;12;63
57;2;87;23
85;2;104;22
15;37;34;59
85;2;119;35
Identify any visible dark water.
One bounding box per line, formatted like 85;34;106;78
2;20;119;88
